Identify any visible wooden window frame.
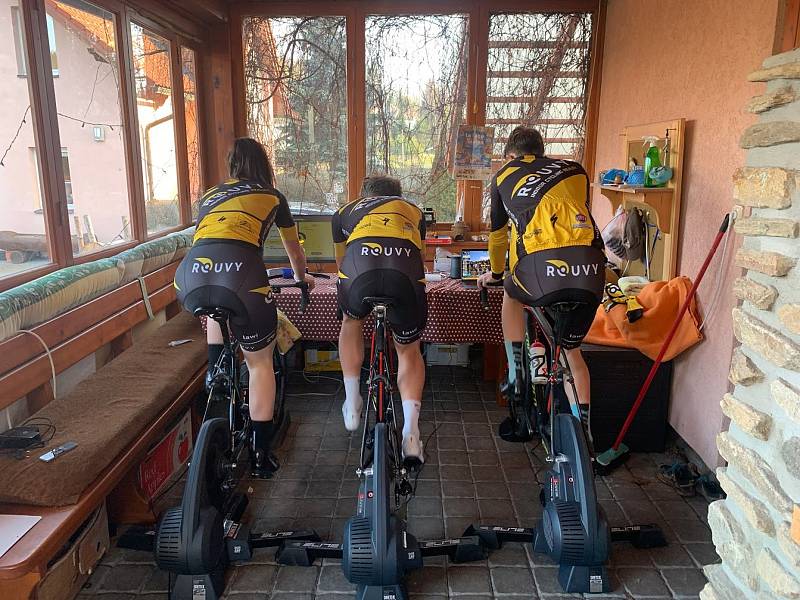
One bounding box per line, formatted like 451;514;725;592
230;0;605;233
1;0;208;292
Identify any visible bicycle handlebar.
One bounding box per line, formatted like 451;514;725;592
265;268;330;314
479;278;503;310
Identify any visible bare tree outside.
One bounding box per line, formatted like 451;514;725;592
241;12;593;222
243;16;348;214
365;14;468;222
482;12;594;220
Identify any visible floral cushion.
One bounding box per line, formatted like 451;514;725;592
0;228;195;343
0;258;123;343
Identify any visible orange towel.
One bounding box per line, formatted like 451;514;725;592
585;276;703;361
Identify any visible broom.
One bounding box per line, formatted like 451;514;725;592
595;214;731;472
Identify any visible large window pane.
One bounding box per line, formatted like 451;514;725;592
46;0;133;256
130;22;180;234
482;12;593;221
0;2;51;279
181;46;201;220
243;16;347;214
366;14;468;222
486;12;593;164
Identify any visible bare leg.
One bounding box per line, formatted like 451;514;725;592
394;338;425;461
563;347;590;406
339;315;365;431
394;340;424;402
339;314;365;378
206;318;224;344
502;291;526;342
243;342;277;421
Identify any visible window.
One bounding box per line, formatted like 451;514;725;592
11;7;58;77
365;14;469;222
485;12;593;164
30;148;73;211
481;12;594;220
239;3;597;230
130;22;180;234
243;16;348;214
0;0;51;279
11;6;26;75
46;0;133;256
181;46;202;220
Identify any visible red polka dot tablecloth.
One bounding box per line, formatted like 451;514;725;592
202;277;504;344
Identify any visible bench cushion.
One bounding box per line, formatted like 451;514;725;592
0;312;205;507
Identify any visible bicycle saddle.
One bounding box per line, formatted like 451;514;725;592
193;306;234;323
363;296;395;308
549;300;588;313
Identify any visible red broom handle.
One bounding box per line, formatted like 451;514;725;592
611;214;730;451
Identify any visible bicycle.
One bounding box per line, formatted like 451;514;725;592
154;269;328;600
275;297;487;591
470;284;665;593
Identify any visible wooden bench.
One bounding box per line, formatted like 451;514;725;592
0;261;205;600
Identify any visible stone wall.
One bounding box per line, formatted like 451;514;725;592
704;48;800;599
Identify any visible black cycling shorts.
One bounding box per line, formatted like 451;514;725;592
505;245;605;349
337;238;427;344
175;241;277;352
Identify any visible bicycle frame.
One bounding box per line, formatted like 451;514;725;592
524;307;584;456
358;302;407;506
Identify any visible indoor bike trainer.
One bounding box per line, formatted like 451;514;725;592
278;297;488;600
154;276;323;600
469;293;666;594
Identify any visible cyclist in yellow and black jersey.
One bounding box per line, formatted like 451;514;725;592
477;127;605;423
175;137;314;479
332;175;427;463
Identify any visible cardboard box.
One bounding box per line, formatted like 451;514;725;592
37;503;109;600
138;410;193;501
425;343;470;366
304;348;341;372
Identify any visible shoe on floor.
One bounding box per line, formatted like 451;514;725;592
657;462;699;497
402;432;424;470
251;450;280;479
342;400;362;432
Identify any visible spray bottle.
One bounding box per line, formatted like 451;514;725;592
642;136;661;188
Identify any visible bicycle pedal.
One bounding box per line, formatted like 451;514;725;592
397;479;414;497
402;456;423;473
498;417;535;443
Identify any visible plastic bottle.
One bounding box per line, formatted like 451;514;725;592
529;340;547;384
643;136;662;188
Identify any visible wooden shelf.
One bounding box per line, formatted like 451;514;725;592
592;184;673;195
591;183;676;234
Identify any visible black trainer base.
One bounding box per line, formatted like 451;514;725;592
171;572;225;600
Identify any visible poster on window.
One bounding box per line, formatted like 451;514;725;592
452;125;495;180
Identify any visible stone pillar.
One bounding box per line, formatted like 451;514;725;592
705;48;800;600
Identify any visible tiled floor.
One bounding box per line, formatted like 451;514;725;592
80;367;719;599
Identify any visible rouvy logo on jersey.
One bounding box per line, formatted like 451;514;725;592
191;257;244;274
545;259;599;277
360;242;412;257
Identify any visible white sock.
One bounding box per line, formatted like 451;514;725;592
402;399;421;438
344;376;362;410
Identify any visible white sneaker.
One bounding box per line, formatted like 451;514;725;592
342;399;362;432
402;432;425;466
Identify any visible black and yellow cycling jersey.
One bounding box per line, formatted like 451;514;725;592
488;155;602;276
331;195;426;261
194;178;299;248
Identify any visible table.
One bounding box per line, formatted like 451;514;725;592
271;277;504;344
